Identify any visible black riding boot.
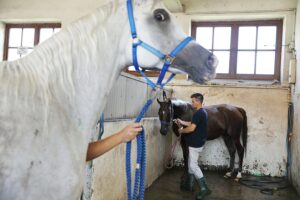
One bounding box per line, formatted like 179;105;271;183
195;177;211;200
180;173;195;192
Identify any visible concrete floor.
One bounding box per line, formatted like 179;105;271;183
145;168;300;200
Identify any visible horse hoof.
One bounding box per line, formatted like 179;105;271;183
224;175;230;179
224;172;232;179
234;178;240;182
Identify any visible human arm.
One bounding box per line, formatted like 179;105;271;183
178;123;196;134
174;118;191;127
86;123;142;161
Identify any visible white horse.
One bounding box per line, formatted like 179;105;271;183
0;0;218;199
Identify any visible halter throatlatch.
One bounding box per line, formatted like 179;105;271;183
125;1;193;200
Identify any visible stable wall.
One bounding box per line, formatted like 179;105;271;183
169;84;290;177
0;0;110;26
89;118;171;200
290;0;300;195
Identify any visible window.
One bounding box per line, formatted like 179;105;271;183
191;20;283;80
3;23;61;61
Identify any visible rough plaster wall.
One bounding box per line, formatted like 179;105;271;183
291;93;300;194
169;84;289;177
90;118;171;200
181;0;297;14
0;0;110;26
290;0;300;194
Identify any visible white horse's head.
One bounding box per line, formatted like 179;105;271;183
124;0;218;83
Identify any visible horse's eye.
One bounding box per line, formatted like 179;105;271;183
155;13;165;21
153;9;169;22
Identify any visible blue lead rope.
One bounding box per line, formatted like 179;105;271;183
126;99;152;200
125;0;193;199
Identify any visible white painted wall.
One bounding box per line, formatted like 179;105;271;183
168;84;289;177
0;0;110;26
290;0;300;195
181;0;297;14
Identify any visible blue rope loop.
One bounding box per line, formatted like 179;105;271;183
126;100;152;200
126;141;132;199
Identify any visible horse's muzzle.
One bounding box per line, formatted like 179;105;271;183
160;126;168;136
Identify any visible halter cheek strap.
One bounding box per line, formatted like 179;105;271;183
127;0;193;88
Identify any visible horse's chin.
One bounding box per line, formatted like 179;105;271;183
188;71;216;84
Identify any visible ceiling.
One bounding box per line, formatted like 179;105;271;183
163;0;183;12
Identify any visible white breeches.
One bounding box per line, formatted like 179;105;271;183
188;146;204;179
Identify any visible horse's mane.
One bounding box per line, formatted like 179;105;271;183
171;99;190;107
0;2;124;107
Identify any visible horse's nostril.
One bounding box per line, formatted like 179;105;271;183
208;54;219;68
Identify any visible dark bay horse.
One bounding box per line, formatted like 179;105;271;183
157;98;248;181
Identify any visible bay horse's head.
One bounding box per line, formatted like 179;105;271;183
124;0;218;84
157;98;173;135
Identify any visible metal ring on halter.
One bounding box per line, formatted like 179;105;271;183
132;37;141;46
164;54;175;65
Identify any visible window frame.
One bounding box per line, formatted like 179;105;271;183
3;23;61;61
191;20;283;81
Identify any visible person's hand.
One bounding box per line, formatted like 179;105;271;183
174;118;183;125
118;123;143;143
178;126;184;134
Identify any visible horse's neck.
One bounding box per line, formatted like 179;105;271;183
172;102;194;121
9;2;130;135
64;4;131;133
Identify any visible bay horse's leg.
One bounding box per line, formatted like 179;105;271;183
222;135;236;179
181;136;189;172
235;139;244;182
180;136;189;187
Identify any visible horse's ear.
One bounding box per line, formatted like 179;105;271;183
163;91;167;101
157;98;161;104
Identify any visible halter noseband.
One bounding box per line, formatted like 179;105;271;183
127;0;193;88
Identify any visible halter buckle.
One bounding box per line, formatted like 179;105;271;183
132;37;141;46
164;55;175;64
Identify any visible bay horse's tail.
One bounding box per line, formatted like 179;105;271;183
238;107;248;156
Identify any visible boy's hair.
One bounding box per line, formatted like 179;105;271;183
190;93;204;103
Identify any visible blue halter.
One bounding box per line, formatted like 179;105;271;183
125;1;193;200
126;0;193;88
